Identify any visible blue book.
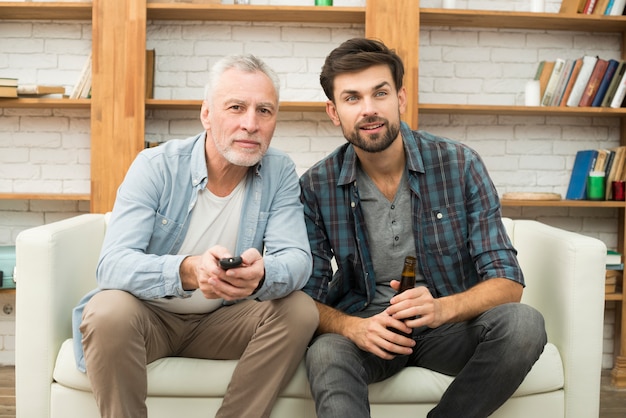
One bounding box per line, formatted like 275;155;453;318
566;149;599;200
592;59;619;107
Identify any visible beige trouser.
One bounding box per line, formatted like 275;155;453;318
80;289;318;418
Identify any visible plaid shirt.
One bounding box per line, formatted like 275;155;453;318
300;122;523;314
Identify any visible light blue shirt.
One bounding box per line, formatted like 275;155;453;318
72;132;312;372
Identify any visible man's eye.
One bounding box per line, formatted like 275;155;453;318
375;91;388;97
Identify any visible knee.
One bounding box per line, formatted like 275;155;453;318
306;334;357;371
278;291;320;336
81;290;142;340
498;303;547;355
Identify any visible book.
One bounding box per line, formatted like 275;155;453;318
610;66;626;108
601;61;625;107
606;146;626;199
606;270;620;292
551;59;575;106
608;0;626;14
583;0;598;12
565;149;599;200
578;58;608;107
538;61;555;99
605;0;617;13
16;85;66;96
566;55;598;106
559;0;588;13
607;250;622;265
70;52;92;99
591;59;619;106
533;61;545;80
0;85;18;98
559;58;583;106
0;77;18;87
145;49;155;99
594;148;610;173
593;0;611;13
541;58;566;106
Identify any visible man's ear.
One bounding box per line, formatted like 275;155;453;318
325;100;341;126
398;86;407;115
200;100;211;130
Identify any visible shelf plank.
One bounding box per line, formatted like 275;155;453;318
419;103;626;117
0;98;89;109
146;101;626;116
0;2;92;20
421;8;626;32
606;293;624;301
146;4;365;23
501;199;626;208
0;193;90;201
146;99;326;112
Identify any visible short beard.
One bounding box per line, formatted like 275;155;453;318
214;137;265;167
343;116;401;153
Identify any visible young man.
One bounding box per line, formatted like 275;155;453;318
72;54;319;418
300;38;547;418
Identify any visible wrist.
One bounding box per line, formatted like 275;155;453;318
253;273;265;294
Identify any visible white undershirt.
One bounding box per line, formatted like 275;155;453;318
147;177;246;314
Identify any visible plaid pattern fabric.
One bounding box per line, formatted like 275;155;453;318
300;122;523;314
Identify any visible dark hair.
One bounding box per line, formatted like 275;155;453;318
320;37;405;102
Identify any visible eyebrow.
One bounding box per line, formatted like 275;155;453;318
224;99;277;110
340;81;392;97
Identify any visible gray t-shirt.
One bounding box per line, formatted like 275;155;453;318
355;165;425;317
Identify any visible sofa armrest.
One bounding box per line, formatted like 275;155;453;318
15;214;106;418
511;220;606;418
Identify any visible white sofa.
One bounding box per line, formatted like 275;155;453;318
15;214;606;418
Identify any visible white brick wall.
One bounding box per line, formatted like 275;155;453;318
0;0;620;369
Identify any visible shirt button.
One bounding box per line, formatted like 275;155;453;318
351;202;356;208
394;236;399;241
437;212;443;219
162;219;168;225
391;204;395;210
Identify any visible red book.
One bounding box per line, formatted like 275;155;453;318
578;59;609;107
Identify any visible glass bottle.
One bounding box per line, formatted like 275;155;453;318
397;256;417;294
390;256;417;338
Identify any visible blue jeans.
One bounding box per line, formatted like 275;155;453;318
305;303;547;418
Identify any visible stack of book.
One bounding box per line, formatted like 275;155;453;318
535;56;626;109
560;0;626;14
0;77;18;98
70;52;92;99
565;146;626;200
606;250;623;293
17;85;66;97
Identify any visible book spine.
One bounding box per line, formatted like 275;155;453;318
579;59;608;107
560;59;583;106
610;70;626;108
609;0;626;14
541;59;565;106
566;56;598;107
591;59;619;107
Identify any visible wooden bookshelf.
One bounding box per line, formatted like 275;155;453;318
0;98;89;109
421;8;626;32
420;104;626;117
146;4;365;23
146;99;326;112
0;193;90;201
0;2;92;20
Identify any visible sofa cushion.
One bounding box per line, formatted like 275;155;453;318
54;338;563;402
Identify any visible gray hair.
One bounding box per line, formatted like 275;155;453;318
204;54;281;102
